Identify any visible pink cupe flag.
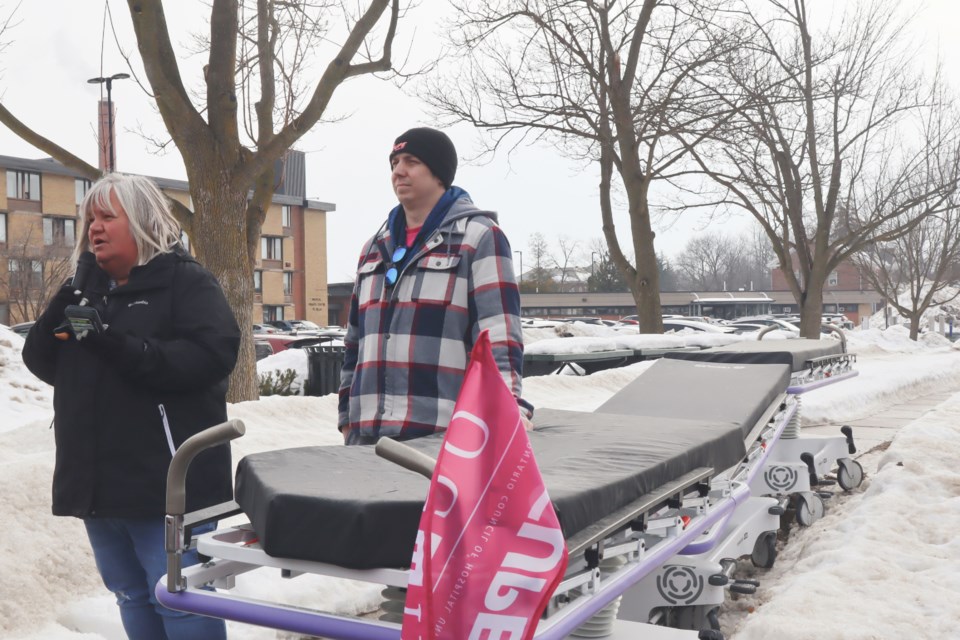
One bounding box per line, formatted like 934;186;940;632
401;330;568;640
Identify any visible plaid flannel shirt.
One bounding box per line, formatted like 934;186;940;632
338;198;531;441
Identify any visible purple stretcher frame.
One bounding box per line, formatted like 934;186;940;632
156;487;754;639
155;397;798;639
158;357;862;638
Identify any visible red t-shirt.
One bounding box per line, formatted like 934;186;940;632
406;225;421;248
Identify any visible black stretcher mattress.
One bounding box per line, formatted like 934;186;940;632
235;412;745;569
235;357;792;569
597;358;790;440
662;338;843;372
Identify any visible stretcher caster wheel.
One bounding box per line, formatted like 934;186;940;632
837;458;864;491
795;492;824;527
751;530;778;568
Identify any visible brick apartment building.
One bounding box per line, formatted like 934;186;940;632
0;152;335;327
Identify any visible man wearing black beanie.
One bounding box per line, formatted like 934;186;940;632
338;126;533;444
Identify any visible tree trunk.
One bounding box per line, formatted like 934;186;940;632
631;230;663;332
909;316;921;341
189;174;259;403
798;282;824;339
625;181;662;334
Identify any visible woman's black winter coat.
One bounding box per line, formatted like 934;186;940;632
23;250;241;518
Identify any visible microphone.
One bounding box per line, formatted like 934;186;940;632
54;251;97;340
71;251;97;307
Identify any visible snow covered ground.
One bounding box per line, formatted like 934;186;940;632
1;323;958;639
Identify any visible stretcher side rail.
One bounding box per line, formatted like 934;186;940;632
804;352;856;376
565;467;714;561
164;419;246;593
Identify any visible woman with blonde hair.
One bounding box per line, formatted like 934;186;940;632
24;173;240;639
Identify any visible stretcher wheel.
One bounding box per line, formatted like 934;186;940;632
795;492;824;526
751;530;778;569
836;458;864;491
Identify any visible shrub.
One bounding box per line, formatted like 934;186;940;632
258;368;301;396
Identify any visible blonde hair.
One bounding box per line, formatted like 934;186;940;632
73;173;182;266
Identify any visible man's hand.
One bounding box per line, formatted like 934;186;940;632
521;415;534;431
341;426;350;444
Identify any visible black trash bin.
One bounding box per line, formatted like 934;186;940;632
303;344;346;396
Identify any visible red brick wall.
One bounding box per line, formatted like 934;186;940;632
771;259;865;291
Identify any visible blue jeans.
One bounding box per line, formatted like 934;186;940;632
84;517;227;640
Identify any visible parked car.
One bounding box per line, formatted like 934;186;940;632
256;334;321;354
9;321;35;338
521;317;565;329
256;328;345;356
728;321;798;337
661;319;738;334
730;317;801;334
265;319;323;335
823;315;854;330
254;339;274;361
253;323;279;334
557;317;605;325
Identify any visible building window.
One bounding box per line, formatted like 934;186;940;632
75;178;91;205
283;271;293;295
254;270;262;293
8;259;42;289
281;205;292;228
0;212;6;244
7;170;41;201
261;236;283;261
263;305;284;322
43;217;76;247
828;271;839;287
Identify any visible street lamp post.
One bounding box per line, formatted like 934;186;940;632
88;72;130;172
513;250;523;283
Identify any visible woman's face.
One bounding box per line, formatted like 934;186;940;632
87;190;139;285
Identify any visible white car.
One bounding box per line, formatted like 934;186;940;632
731;317;801;334
661;319;738;334
824;315;854;330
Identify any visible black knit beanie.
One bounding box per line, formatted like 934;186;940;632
389;127;458;188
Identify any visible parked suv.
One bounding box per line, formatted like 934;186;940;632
266;319;322;335
824;315;854;330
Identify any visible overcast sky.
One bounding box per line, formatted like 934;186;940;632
0;1;957;282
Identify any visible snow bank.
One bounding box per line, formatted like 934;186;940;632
728;391;960;640
0;326;54;434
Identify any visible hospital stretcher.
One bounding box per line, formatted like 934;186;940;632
158;337;859;639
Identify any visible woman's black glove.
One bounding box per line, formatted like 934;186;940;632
38;283;82;333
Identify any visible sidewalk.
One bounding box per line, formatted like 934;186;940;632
804;389;956;454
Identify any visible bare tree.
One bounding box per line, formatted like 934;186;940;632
854;195;960;339
429;0;740;333
742;222;775;291
3;223;74;324
681;0;958;337
524;232;556;293
674;232;748;291
552;236;581;292
0;1;401;400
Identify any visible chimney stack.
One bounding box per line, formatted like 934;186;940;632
97;100;115;171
